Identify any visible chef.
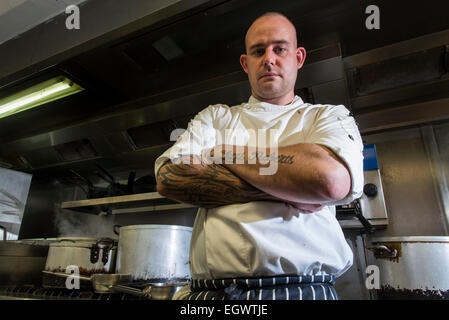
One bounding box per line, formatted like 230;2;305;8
154;12;364;300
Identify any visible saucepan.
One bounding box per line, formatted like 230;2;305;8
42;270;187;299
108;282;188;299
42;270;132;293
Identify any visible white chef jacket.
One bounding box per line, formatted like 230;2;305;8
154;95;364;279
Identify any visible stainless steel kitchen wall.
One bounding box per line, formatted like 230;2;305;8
363;125;449;237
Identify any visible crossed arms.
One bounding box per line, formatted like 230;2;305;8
156;142;351;211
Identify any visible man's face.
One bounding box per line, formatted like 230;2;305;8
240;16;306;103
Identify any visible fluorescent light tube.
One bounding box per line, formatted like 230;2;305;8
0;77;84;119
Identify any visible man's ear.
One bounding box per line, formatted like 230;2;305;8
240;54;249;74
296;47;306;69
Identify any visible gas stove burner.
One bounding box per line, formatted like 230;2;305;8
0;285;146;300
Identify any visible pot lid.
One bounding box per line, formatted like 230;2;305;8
118;224;193;232
50;237;117;248
57;237;99;241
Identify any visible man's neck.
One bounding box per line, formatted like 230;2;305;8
252;92;295;106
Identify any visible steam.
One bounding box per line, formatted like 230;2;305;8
53;204;118;239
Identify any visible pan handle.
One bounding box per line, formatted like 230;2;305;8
109;284;148;298
113;225;122;236
96;238;116;264
367;244;398;258
42;270;92;282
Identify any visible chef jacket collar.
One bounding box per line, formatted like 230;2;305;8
248;95;304;111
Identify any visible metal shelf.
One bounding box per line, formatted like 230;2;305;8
61;192;196;214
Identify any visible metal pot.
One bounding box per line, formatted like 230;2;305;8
115;224;192;282
44;237;117;276
368;236;449;299
110;282;188;300
42;270;132;293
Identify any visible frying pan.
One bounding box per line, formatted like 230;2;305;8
42;270;132;293
108;282;188;299
41;271;187;299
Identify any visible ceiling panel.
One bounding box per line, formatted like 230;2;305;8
0;0;87;45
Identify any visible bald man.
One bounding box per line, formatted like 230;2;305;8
155;12;364;300
241;12;306;106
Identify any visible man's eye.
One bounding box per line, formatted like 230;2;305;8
252;49;264;56
275;47;287;54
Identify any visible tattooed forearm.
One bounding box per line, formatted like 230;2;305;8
157;156;280;208
278;154;294;164
206;148;295;165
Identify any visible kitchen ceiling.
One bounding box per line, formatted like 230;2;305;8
0;0;448;181
0;0;88;45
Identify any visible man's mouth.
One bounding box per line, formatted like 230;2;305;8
260;72;279;79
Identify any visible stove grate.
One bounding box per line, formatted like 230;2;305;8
0;285;146;300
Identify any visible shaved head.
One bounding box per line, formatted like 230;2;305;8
245;12;298;52
240;11;306;105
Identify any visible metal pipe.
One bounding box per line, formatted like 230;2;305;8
361;233;374;300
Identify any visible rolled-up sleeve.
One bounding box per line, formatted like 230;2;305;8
305;105;364;205
154;105;218;178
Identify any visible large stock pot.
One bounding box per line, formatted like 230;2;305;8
368;236;449;300
44;237;117;275
114;225;192;282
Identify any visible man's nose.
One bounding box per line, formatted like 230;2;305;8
263;49;276;67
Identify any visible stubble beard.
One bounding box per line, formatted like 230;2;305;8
254;78;289;102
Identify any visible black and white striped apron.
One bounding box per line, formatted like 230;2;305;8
184;275;339;300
